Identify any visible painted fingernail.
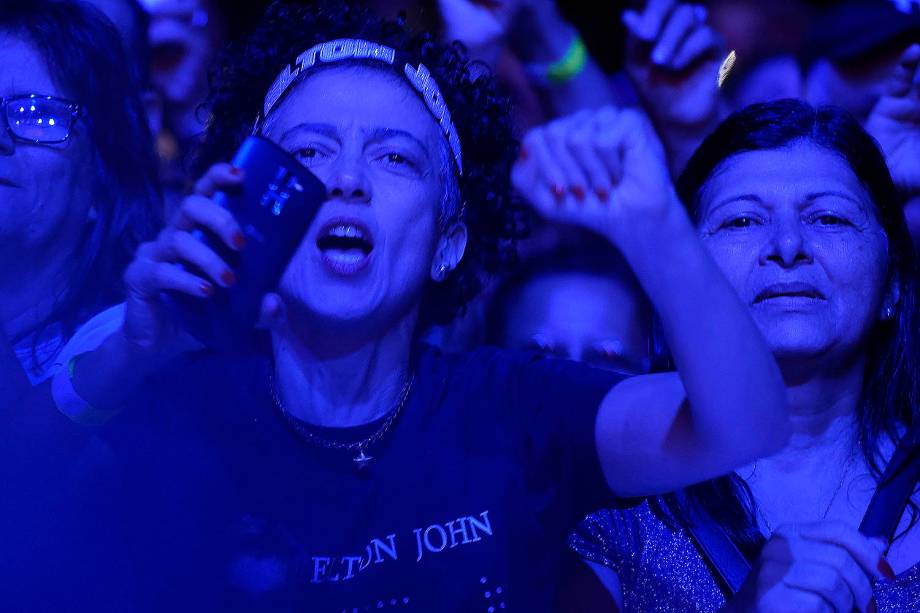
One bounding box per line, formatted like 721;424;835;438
868;598;878;613
878;558;896;581
232;231;247;249
519;146;529;161
221;270;238;287
199;282;213;296
571;185;586;202
230;166;242;176
551;184;566;201
595;187;609;202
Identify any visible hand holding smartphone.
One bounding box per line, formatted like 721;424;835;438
168;136;326;350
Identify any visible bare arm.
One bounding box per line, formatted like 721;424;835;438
621;0;728;177
596;201;787;495
69;164;246;411
510;2;617;114
513;107;788;497
438;0;616;115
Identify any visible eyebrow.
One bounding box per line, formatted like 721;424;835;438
706;193;764;217
278;122;338;144
803;190;865;207
278;122;431;158
706;190;865;217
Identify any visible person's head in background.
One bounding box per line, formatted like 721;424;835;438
139;0;269;143
0;0;160;379
487;239;653;374
83;0;163;135
804;0;920;122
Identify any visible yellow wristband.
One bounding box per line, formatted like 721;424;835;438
546;36;587;84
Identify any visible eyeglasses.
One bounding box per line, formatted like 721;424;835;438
1;94;83;144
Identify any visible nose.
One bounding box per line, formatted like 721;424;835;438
325;153;371;205
760;214;813;268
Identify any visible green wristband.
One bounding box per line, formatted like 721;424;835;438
546;36;588;84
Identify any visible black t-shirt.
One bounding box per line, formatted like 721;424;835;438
111;344;627;611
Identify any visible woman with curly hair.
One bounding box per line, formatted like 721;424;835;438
65;1;790;609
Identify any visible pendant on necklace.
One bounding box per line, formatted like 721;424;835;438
353;449;373;469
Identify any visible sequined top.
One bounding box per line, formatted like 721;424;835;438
569;501;920;612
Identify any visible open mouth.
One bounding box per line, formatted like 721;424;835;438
316;220;375;274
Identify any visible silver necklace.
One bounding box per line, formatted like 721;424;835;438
270;373;414;469
749;447;858;535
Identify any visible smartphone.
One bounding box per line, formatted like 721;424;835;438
168;135;326;351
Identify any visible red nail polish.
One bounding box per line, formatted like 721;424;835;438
199;282;213;296
571;185;586;202
221;270;238;287
551;184;566;200
878;558;896;581
868;598;878;613
232;231;247;249
230;166;242;176
519;146;529;161
595;187;609;202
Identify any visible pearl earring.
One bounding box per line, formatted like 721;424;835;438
436;264;448;280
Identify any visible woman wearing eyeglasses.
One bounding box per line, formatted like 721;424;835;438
0;1;160;609
0;1;160;393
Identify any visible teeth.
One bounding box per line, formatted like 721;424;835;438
327;224;366;240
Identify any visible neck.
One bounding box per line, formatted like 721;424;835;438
782;354;865;448
750;354;866;476
741;354;876;532
0;242;75;341
271;311;417;428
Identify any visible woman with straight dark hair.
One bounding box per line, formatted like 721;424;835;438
566;99;920;612
0;0;160;393
0;1;160;608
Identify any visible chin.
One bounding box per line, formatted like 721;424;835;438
296;292;380;326
759;320;831;356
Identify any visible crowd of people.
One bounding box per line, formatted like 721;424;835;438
1;0;918;611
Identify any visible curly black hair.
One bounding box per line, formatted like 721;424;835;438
195;0;526;327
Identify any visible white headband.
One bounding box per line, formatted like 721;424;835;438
257;38;463;175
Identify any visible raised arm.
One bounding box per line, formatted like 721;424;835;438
438;0;617;114
512;106;788;497
66;164;249;412
621;0;727;177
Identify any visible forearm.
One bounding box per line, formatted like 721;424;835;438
518;7;616;113
655;120;717;178
71;330;177;412
612;202;788;462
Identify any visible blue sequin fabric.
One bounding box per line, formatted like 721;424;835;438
569;501;920;612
